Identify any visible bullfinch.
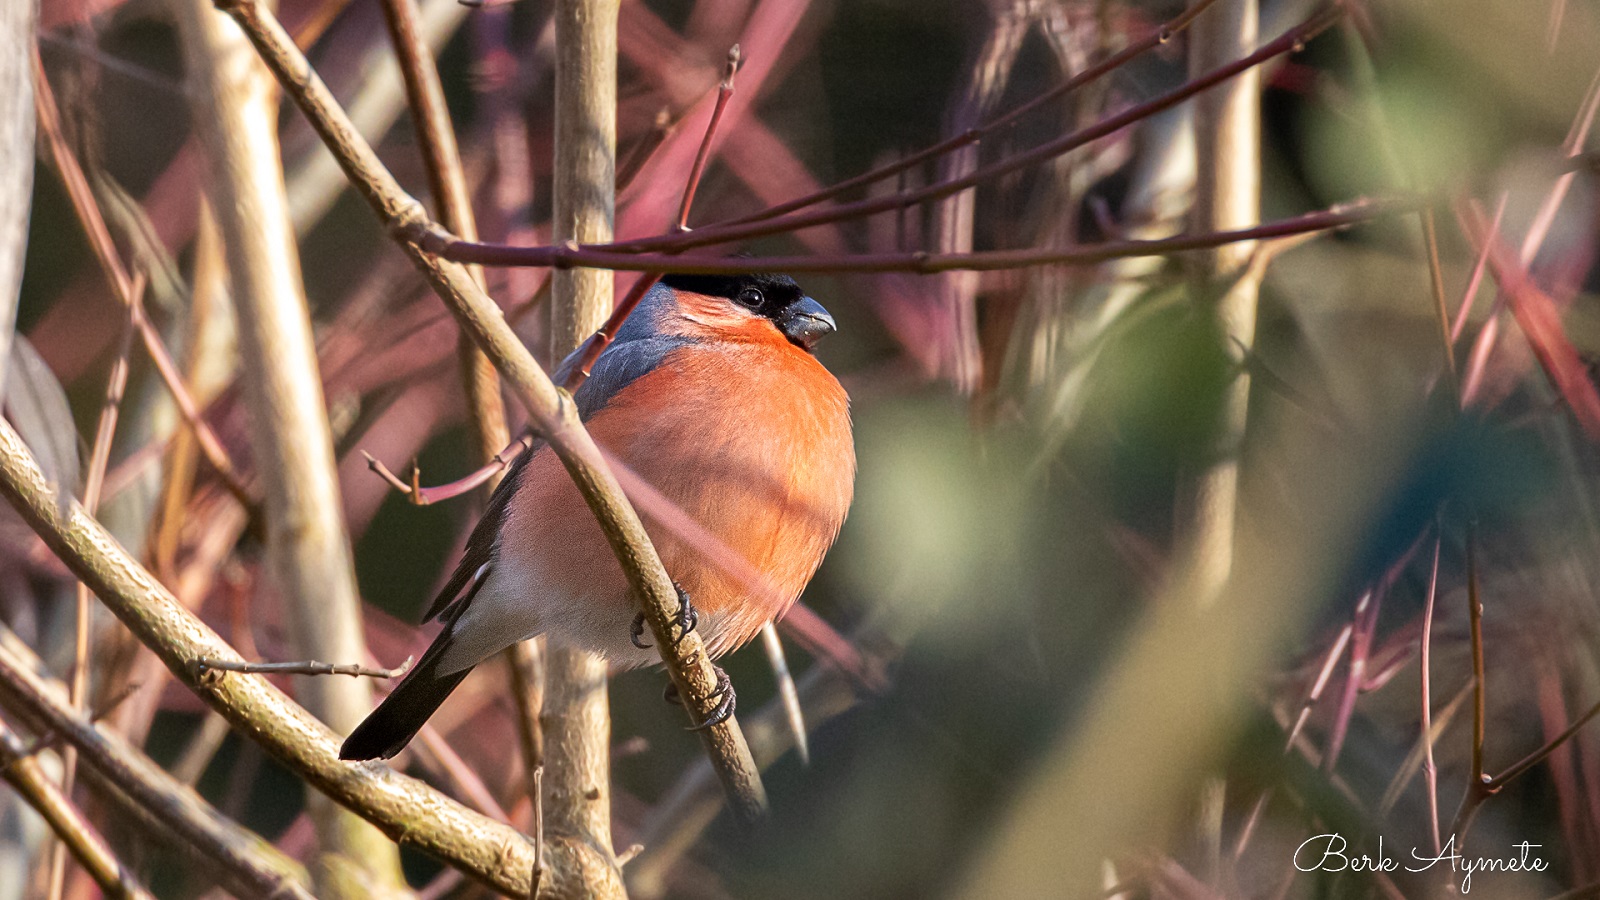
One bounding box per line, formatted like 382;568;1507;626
340;273;855;760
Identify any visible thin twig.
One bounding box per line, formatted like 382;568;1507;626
361;436;530;505
211;0;768;820
1488;696;1600;790
1420;206;1457;388
617;106;677;193
1449;525;1492;840
0;417;609;895
51;268;145;900
433;195;1409;273
192;656;414;679
555;273;661;390
760;622;808;767
437;5;1343;262
1378;679;1472;818
1420;535;1442;853
31;50;252;509
673;44;739;232
714;0;1224;229
1451;193;1505;345
0;627;311;899
376;0;511;503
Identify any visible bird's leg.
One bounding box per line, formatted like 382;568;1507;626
628;582;698;650
663;665;736;731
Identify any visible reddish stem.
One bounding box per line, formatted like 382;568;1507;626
674;45;740;233
430;195;1405;274
436;5;1341;265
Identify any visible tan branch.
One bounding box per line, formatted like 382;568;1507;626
541;2;626;894
211;0;767;820
171;1;403;891
0;629;310;900
1178;0;1263;607
0;417;612;895
0;716;156;900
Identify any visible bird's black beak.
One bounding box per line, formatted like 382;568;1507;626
778;296;836;350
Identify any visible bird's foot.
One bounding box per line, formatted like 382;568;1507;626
672;583;698;645
628;583;698;650
663;665;736;731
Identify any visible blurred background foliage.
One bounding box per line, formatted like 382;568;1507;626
8;0;1600;897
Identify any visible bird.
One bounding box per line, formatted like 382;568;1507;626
340;272;855;761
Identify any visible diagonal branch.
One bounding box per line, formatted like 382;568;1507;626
0;715;156;900
0;629;310;900
0;416;582;896
210;0;766;821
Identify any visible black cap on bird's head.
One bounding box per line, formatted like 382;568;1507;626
660;272;837;351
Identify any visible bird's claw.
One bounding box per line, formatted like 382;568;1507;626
673;583;698;645
663;665;736;731
628;584;697;650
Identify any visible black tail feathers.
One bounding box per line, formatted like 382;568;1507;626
340;632;472;761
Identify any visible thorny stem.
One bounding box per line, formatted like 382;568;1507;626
436;5;1344;263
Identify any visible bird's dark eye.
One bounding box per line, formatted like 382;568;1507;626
736;287;764;308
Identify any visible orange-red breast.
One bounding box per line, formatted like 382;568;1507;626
341;273;855;760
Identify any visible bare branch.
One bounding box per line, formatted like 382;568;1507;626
210;0;768;821
0;416;609;895
30;52;252;510
674;44;740;232
0;715;155;900
0;629;311;900
437;6;1344;263
173;0;403;889
429;196;1410;273
193;657;415;679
